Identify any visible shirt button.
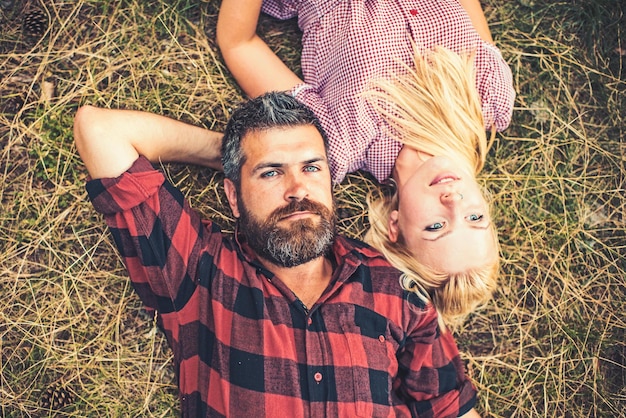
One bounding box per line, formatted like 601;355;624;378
314;372;323;382
379;335;385;342
307;318;313;326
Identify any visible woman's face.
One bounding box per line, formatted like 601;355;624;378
389;155;497;274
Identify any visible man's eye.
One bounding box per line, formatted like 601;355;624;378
425;222;444;231
303;165;320;172
261;170;278;178
468;214;483;222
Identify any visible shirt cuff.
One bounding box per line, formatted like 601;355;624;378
86;156;165;215
483;41;503;57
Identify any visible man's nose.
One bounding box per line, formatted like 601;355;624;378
284;173;308;201
440;191;463;205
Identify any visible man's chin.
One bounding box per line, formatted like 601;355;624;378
238;202;336;268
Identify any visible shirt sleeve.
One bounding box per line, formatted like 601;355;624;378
396;302;477;417
476;42;516;132
261;0;298;20
86;156;223;313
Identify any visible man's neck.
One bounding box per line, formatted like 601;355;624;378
260;256;334;310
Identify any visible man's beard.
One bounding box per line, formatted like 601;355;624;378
238;198;337;268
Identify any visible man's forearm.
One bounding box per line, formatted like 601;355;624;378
74;106;222;179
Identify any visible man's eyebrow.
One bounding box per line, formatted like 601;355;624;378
251;162;283;174
303;157;327;165
423;221;492;242
251;156;327;174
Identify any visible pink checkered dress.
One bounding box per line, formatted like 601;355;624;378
262;0;515;184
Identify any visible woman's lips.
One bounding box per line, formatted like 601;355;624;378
430;172;460;186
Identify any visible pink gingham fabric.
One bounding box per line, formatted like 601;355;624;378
262;0;515;184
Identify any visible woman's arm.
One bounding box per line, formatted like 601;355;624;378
74;105;223;179
216;0;302;97
458;0;494;45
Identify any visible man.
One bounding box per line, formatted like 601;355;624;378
74;92;480;417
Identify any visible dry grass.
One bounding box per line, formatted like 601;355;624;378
1;0;624;416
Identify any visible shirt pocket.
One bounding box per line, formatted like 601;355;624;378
336;304;400;417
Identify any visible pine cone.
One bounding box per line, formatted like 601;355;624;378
22;8;48;39
39;383;74;410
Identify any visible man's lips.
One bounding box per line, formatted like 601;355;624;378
430;172;460;186
279;211;316;221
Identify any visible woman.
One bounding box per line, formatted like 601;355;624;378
364;46;500;326
216;0;515;325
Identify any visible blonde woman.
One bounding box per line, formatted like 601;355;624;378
363;47;500;326
217;0;515;325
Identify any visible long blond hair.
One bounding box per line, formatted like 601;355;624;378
363;46;498;327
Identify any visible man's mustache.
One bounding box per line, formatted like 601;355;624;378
267;199;328;224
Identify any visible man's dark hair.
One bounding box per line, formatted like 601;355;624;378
221;91;329;186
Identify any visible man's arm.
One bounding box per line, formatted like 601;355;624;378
458;0;494;45
77;106;224;312
216;0;302;98
74;105;223;179
397;305;481;417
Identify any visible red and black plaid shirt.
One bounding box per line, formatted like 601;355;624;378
262;0;516;184
87;156;477;417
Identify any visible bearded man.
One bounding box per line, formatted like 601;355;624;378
74;92;479;417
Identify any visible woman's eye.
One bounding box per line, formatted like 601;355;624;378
425;222;444;231
468;214;483;222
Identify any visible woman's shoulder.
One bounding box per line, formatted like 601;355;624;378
261;0;299;20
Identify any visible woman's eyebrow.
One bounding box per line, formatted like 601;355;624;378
424;221;491;241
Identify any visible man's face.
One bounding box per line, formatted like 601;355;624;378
224;125;336;267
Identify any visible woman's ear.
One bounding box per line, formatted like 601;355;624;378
223;179;240;218
388;210;399;243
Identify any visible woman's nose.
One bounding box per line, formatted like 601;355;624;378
440;191;463;204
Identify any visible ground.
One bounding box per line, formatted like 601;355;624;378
0;0;624;416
